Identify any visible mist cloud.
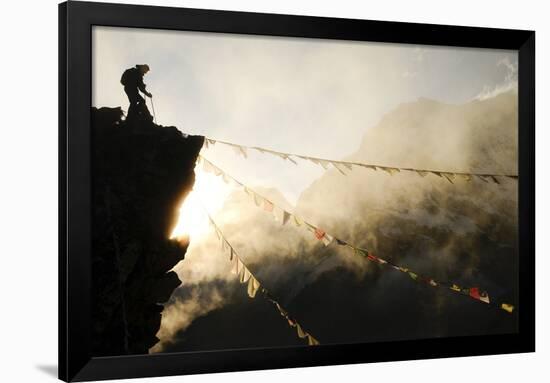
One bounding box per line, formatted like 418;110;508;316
153;89;518;353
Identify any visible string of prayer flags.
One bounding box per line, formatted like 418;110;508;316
256;147;298;165
199;155;516;314
204;208;320;346
203;137;518;184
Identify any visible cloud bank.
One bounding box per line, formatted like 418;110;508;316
153;90;518;353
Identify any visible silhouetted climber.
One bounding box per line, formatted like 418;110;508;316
120;64;153;122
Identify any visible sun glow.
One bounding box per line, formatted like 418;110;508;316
170;163;231;239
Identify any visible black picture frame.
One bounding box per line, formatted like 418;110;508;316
59;1;535;381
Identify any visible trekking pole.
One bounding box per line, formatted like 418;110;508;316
150;96;157;125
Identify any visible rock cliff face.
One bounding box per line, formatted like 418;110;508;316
91;107;203;356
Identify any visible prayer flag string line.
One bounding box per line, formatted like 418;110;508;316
203;137;518;184
200;202;321;346
198;155;516;314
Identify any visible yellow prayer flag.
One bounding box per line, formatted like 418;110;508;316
416;170;429;177
450;284;461;292
442;173;455;184
296;324;307;339
247;277;261;298
307;335;320;346
382;167;400;175
354;248;366;257
477;175;490;183
501;303;514;313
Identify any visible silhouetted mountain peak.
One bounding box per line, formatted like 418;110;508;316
91;107;204;356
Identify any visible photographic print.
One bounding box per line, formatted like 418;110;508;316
90;26;519;357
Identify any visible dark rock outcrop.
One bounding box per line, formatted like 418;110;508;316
91;107;203;356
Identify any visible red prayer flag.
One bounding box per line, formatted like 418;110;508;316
263;200;274;212
469;287;481;300
314;228;326;240
367;253;377;262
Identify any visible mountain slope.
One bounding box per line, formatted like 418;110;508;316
91;107;204;356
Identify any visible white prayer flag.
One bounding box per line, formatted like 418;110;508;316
239;265;252;283
202;159;213;173
232;256;240;275
273;206;286;224
318;159;331;170
322;233;333;246
232;144;248;158
253;193;262;207
247;277;261;298
331;162;347;175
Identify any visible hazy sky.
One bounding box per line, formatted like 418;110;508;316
92;26;517;205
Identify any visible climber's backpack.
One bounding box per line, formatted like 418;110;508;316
120;68;133;86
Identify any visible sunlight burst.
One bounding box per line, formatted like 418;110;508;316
170;162;231;239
